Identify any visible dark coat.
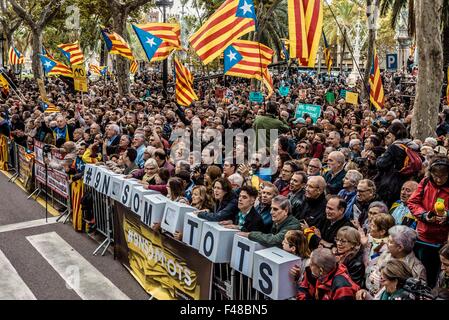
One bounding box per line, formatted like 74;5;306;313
105;134;121;156
324;169;347;195
294;193;327;227
342;248;366;288
235;207;265;232
309;217;355;250
198;192;239;222
288;189;305;217
375;140;418;207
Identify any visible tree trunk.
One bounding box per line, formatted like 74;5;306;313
340;30;346;73
363;0;376;101
31;28;43;80
411;0;443;140
112;10;130;96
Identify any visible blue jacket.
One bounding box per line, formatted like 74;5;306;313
338;189;357;219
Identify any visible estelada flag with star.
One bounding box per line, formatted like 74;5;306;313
132;23;181;62
223;39;273;81
189;0;257;65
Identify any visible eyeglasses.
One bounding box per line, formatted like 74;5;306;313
335;238;350;244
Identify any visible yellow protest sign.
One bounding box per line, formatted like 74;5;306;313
72;65;88;92
345;91;359;105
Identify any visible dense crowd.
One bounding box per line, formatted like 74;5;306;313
1;62;449;300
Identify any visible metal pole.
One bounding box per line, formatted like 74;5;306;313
162;4;168;99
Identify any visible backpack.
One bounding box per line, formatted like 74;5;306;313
397;143;423;176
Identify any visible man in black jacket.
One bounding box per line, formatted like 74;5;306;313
295;176;327;227
220;186;265;232
307;196;354;250
288;171;307;215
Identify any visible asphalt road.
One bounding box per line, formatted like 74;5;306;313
0;173;150;300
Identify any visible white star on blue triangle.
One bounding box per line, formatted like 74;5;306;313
235;0;256;20
132;24;163;62
224;45;243;74
39;55;57;72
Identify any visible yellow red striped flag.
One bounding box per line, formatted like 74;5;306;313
132;23;181;62
288;0;323;67
224;40;274;80
130;60;138;74
189;0;256;65
8;47;24;65
262;68;274;98
369;48;385;110
174;58;198;107
57;41;85;65
101;28;134;60
288;0;308;60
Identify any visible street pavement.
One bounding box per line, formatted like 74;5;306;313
0;173;150;300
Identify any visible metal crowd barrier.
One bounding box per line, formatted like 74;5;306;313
84;184;115;256
7;139;19;182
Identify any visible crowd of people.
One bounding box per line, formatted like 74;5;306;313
1;62;449;300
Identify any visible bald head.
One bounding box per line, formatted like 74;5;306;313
400;180;419;203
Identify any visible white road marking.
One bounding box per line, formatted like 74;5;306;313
0;217;59;234
0;249;36;300
27;232;129;300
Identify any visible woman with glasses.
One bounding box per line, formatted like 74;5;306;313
408;155;449;288
334;226;366;287
140;158;160;186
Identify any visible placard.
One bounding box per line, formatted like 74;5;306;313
182;212;207;250
130;185;159;217
120;179;143;208
252;247;300;300
199;222;238;263
230;235;265;278
249;91;264;103
296;104;321;123
83;163;97;187
279;86;290;97
140;194;167;229
161;201;195;235
109;174;127;201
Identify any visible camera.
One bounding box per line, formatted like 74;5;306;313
353;157;368;166
43;144;52;155
403;278;435;300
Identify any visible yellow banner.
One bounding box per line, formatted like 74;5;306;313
0;135;8;171
71;179;84;231
124;216;204;300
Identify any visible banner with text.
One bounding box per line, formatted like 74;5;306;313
115;204;212;300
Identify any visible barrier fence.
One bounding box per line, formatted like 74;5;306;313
0;136;298;300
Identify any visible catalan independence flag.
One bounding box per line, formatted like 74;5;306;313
57;41;85;65
130;60;138;74
8;47;24;65
132;23;181;62
189;0;256;65
288;0;323;67
39;55;73;78
224;40;274;80
42;101;61;113
323;31;332;73
89;64;108;76
369;49;385;110
262;68;274;98
174;58;198;107
0;74;10;95
101;28;134;60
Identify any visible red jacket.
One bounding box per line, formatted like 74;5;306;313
407;177;449;244
296;264;359;300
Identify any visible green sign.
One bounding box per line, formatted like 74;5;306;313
279;86;290;97
296;104;321;123
249;91;264;103
325;92;335;104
